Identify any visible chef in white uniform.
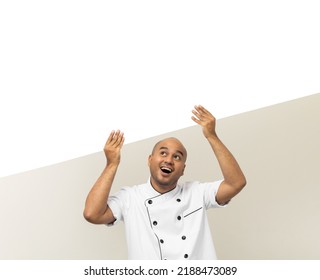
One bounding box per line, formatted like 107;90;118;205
84;105;247;260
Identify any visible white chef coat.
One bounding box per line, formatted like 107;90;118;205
107;178;226;260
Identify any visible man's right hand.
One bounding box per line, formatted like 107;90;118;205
104;130;125;165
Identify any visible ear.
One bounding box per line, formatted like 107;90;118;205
181;164;186;176
148;154;152;167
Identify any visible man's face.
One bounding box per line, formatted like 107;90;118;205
148;138;187;192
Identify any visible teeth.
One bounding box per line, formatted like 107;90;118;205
161;167;172;173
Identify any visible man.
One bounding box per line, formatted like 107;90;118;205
83;105;246;259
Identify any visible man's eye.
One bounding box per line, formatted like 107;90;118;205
174;155;181;160
160;151;167;156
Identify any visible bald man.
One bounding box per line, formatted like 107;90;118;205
84;105;246;260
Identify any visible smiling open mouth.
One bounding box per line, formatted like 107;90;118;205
160;167;172;174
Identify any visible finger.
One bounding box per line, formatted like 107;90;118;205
113;130;120;137
106;130;116;145
196;104;208;110
191;110;205;125
192;109;207;124
191;115;201;125
118;134;125;148
114;131;125;148
193;105;206;117
194;105;206;117
106;130;122;146
196;105;211;116
195;105;215;121
107;130;123;147
194;104;202;110
192;109;201;118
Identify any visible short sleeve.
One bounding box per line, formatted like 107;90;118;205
106;187;130;226
202;180;227;209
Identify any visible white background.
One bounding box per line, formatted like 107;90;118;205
1;260;320;280
1;0;319;177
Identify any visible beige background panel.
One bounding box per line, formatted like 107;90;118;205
0;93;319;259
210;93;320;259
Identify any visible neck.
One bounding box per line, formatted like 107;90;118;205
150;179;177;194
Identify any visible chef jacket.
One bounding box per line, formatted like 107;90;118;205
107;178;226;260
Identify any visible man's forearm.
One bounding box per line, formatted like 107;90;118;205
207;135;246;189
83;163;119;222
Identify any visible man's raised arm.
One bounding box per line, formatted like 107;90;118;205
83;130;124;224
192;105;246;205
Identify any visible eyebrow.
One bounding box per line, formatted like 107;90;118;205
159;146;184;157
